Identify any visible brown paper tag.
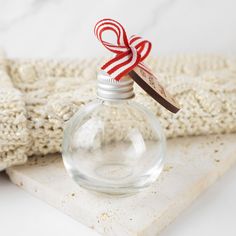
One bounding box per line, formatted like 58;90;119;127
129;67;180;113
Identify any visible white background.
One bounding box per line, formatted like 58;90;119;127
0;0;236;235
0;0;236;58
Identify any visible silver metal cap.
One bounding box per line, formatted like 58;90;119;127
97;71;135;100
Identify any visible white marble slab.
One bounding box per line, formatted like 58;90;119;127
7;134;236;236
0;0;235;58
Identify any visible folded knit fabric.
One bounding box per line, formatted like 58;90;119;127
0;54;236;169
0;52;28;170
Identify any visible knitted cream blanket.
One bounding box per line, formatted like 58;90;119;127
0;53;236;170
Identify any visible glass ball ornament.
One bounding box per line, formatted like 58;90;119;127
62;71;166;195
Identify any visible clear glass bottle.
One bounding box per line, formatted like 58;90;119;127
62;71;166;195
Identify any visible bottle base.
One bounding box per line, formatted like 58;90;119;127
95;163;133;180
67;162;164;196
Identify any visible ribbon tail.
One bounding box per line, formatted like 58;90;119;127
137;62;153;75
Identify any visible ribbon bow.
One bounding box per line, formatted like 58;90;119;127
94;18;152;81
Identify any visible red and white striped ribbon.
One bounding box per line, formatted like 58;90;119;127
94;18;152;81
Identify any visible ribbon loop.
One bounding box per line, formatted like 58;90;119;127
94;18;152;81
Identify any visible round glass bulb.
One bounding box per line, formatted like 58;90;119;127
62;98;166;195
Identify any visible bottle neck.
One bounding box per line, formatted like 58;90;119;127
96;71;135;101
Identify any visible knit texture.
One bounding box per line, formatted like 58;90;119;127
0;54;236;169
0;53;28;170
